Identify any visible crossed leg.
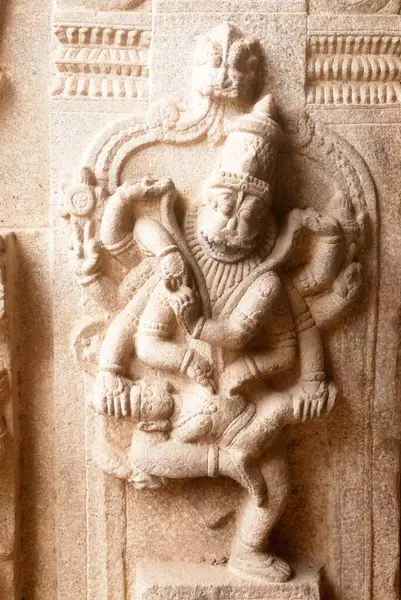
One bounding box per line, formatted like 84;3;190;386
228;440;291;583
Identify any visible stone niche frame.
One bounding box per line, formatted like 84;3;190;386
50;3;397;600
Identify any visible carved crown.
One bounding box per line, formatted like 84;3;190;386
207;94;283;201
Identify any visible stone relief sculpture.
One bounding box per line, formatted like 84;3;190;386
64;22;368;589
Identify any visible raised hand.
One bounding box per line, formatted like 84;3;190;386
289;207;339;237
181;350;215;393
69;218;101;280
187;353;215;393
333;261;362;300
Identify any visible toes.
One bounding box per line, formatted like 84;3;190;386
107;395;114;416
270;558;292;582
274;558;291;575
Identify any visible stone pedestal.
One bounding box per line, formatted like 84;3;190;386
136;562;320;600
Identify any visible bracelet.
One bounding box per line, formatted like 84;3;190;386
192;317;206;340
157;245;179;260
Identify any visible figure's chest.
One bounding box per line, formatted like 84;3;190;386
198;259;242;309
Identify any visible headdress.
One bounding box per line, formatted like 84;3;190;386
205;94;283;204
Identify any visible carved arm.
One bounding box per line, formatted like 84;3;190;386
195;272;282;349
100;177;176;270
286;280;325;377
134;216;189;291
285;280;335;420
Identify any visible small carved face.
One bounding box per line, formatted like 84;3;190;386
197;186;269;262
193;26;261;101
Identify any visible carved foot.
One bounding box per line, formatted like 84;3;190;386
92;440;168;489
228;550;291;583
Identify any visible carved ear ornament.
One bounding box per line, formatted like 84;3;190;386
206;170;273;202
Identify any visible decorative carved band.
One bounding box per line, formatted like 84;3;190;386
311;0;401;12
306;34;401;104
52;22;150;100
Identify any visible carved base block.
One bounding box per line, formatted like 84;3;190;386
136;562;320;600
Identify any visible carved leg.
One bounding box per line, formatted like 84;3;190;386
228;441;291;583
130;432;270;504
219;346;297;396
131;431;212;479
220;390;293;460
218;391;293;507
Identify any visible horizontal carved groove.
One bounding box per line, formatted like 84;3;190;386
51;75;149;99
52;23;150;100
306;34;401;105
308;35;401;56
